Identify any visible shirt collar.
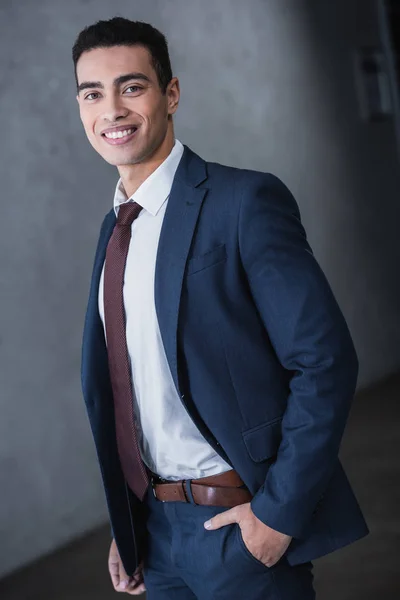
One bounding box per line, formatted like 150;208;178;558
112;138;184;217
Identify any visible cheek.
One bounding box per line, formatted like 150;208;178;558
146;106;168;130
80;110;96;138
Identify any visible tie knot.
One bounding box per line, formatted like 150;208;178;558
117;201;143;226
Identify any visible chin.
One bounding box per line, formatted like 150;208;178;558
99;152;137;167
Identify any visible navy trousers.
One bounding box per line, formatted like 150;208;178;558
142;484;316;599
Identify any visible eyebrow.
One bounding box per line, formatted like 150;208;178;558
77;72;151;94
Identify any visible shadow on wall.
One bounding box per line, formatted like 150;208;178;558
303;0;400;385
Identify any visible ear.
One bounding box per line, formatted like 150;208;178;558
167;77;180;115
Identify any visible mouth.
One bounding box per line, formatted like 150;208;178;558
101;126;138;146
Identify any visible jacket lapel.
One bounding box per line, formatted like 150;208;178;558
82;144;209;403
81;208;115;403
154;145;208;398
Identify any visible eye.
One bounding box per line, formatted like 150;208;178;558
124;85;142;93
84;92;100;101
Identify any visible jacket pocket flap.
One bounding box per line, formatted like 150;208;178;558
242;417;283;462
186;244;226;275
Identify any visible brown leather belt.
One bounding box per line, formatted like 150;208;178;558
150;469;253;507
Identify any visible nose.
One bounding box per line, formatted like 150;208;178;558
101;93;129;123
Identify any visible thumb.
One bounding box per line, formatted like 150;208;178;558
109;539;132;591
204;506;239;530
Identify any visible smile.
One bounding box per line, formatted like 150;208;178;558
102;127;138;145
104;127;136;139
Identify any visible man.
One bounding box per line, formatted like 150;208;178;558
74;16;368;599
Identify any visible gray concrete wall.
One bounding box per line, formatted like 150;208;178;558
0;0;399;577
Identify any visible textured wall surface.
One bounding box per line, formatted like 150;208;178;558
0;0;399;577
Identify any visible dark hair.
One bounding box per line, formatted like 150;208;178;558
72;17;173;94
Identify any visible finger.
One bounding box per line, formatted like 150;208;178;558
126;583;146;595
125;562;144;593
109;541;123;589
116;571;133;592
126;579;146;595
131;562;144;583
111;558;132;592
204;506;238;530
109;557;122;589
130;571;144;587
132;560;144;577
126;570;145;595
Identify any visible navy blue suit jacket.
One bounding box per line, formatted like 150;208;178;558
81;144;369;574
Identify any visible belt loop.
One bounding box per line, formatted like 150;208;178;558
184;479;197;505
150;476;159;501
181;480;189;503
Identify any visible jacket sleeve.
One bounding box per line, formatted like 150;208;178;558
237;172;359;539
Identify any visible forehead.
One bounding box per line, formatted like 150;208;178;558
76;45;155;83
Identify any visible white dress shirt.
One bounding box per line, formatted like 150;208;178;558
98;138;231;481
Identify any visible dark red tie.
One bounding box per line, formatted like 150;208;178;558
103;201;150;500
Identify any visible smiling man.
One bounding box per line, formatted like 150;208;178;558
74;17;368;599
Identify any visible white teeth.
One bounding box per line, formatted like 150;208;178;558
104;128;135;139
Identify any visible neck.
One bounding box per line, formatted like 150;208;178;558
117;125;175;198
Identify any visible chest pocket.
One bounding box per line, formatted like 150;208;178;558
186;243;227;276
